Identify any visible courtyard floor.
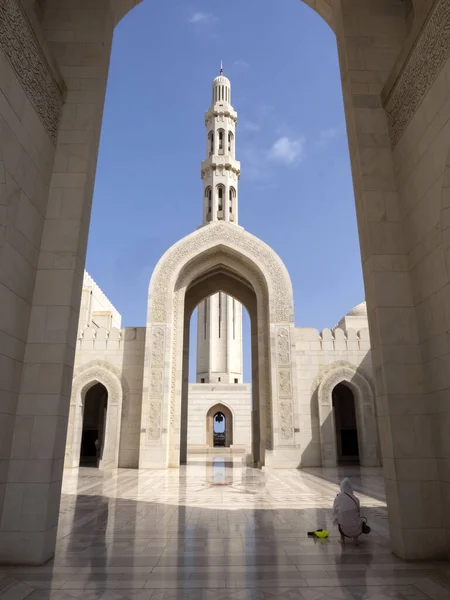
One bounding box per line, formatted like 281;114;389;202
1;456;450;600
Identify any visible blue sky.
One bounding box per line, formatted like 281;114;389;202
86;0;364;381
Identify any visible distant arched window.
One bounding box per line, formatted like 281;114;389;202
218;129;225;155
208;131;214;156
228;131;234;153
229;187;236;214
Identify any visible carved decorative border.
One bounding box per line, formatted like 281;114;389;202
148;327;165;441
385;0;450;146
0;0;63;143
276;327;294;441
149;222;294;325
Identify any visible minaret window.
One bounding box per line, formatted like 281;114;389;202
229;187;236;214
208;131;214;156
218;129;224;155
217;185;224;217
228;131;234;153
205;187;212;217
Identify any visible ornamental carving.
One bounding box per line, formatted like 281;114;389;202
149;222;293;324
316;362;374;410
71;360;126;408
278;370;292;398
148;401;162;441
169;293;179;427
385;0;450;146
279;401;294;441
277;328;290;365
149;370;163;397
0;0;63;143
151;327;165;366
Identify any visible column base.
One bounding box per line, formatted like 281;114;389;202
390;525;449;561
0;528;57;565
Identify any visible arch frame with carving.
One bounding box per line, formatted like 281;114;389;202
316;362;380;467
140;221;299;469
65;361;125;470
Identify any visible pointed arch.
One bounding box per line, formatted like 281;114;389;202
316;363;380;467
147;221;294;324
116;1;335;31
65;361;126;470
208;131;214;156
206;403;234;447
141;221;296;469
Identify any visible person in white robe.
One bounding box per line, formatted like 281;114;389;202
333;478;363;543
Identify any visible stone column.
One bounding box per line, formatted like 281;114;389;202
334;0;444;559
0;0;129;565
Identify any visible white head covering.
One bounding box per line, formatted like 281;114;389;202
340;477;354;495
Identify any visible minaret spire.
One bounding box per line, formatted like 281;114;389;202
200;69;241;225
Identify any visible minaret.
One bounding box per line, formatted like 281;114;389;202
196;65;243;384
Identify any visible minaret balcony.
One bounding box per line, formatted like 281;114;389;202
205;107;238;123
201;156;241;175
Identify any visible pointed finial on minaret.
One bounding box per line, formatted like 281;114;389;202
220;60;223;75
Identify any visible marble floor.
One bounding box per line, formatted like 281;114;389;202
2;456;450;600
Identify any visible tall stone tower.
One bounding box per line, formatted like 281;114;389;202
196;65;243;384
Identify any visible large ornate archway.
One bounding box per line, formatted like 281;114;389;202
139;221;298;468
65;361;125;470
316;363;380;467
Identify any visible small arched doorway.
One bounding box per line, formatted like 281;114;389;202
332;382;359;465
80;383;108;467
206;404;233;448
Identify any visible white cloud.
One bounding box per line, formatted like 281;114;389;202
189;12;215;24
234;59;250;69
268;136;306;165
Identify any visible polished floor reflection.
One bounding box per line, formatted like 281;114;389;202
2;456;450;600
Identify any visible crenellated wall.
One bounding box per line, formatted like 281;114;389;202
70;321;376;471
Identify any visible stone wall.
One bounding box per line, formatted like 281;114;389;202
74;326;146;468
0;0;64;562
187;383;251;450
387;1;450;549
294;326;374;467
70;322;375;470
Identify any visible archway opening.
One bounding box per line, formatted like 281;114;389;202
332;382;359;465
178;264;269;467
80;383;108;467
206;403;234;449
